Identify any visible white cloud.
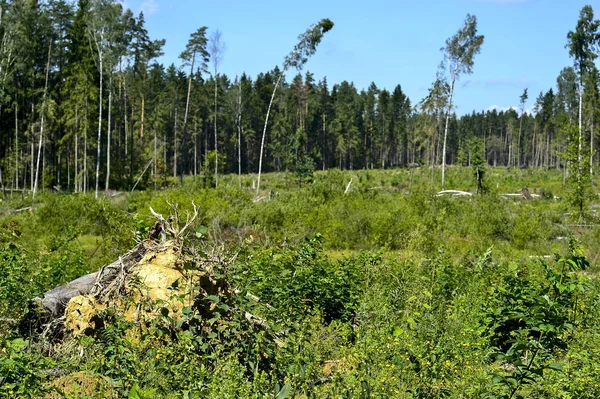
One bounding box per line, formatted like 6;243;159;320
140;0;159;15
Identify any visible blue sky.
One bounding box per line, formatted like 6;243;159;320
121;0;594;115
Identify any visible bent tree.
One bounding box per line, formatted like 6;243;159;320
256;18;334;196
440;14;484;190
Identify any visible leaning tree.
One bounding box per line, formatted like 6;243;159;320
256;19;334;196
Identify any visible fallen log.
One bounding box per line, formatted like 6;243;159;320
1;206;33;215
21;239;151;336
436;190;473;197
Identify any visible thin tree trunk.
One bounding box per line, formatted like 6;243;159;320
579;90;583;164
441;73;456;190
0;166;6;199
124;74;128;157
140;96;145;138
75;110;78;193
591;118;594;176
531;121;537;168
179;54;195;185
34;42;52;199
31;101;35;192
95;56;103;198
237;81;242;186
257;73;284;196
173;107;178;178
30;134;34;192
154;128;157;190
14;104;18;191
163;132;167;185
518;113;524;167
84;100;88;193
214;73;219;187
106;73;112;192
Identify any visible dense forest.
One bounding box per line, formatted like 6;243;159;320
1;0;598;196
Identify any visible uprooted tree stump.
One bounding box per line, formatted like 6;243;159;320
20;203;239;340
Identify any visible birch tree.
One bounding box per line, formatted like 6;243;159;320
439;14;484;190
256;18;334;195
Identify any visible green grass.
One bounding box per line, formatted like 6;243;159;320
1;166;600;398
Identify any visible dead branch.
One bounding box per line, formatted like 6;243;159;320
344;178;353;194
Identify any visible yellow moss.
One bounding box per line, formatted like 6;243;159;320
45;371;117;399
64;296;106;336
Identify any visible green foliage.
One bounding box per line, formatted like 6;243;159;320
0;338;51;398
241;234;368;323
485;238;588;398
0;168;599;398
293;153;315;183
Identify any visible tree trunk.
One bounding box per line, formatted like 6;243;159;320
95;56;103;198
214;73;219;187
442;73;456;190
237;81;242;186
0;166;6;199
106;72;112;193
257;73;284;196
84;100;88;193
14;104;18;191
34;42;52;200
518;113;524;168
173;107;178;178
154;128;158;190
179;54;195;185
591;118;594;176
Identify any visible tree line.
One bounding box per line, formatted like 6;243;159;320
0;0;598;195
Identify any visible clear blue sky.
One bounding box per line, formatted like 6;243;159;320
121;0;594;115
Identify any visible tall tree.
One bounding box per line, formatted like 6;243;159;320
439;14;484;189
209;29;224;187
584;66;600;174
518;88;528;167
256;18;334;195
567;6;599;184
179;26;209;184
